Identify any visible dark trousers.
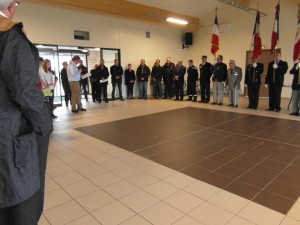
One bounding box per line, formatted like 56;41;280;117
62;85;71;106
0;134;50;225
200;81;210;102
98;82;108;101
91;81;98;102
153;80;162;98
174;81;184;100
248;84;260;108
112;82;123;99
50;90;55;114
269;84;282;110
187;81;197;96
126;83;134;98
81;82;88;100
164;81;173;98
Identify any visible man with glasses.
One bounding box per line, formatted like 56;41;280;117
0;1;52;224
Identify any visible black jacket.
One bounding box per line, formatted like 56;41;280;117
110;65;123;84
199;62;212;83
162;63;175;83
265;60;288;87
212;62;227;82
173;65;186;83
96;65;109;84
125;69;136;85
90;68;97;83
187;65;198;84
61;68;71;92
137;65;151;82
0;17;52;208
78;64;88;85
290;63;300;90
245;63;264;86
151;65;162;81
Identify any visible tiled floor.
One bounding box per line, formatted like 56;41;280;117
40;96;300;225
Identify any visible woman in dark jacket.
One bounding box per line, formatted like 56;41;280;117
124;64;136;99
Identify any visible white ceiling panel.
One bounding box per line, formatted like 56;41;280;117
127;0;224;18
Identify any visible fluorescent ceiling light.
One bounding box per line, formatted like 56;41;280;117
81;49;89;53
166;17;188;25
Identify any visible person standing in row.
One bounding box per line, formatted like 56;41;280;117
78;60;89;101
186;60;198;102
173;60;186;101
67;55;87;113
137;59;150;99
289;55;300;116
265;51;288;112
227;60;242;107
96;59;109;103
111;59;124;101
90;64;99;102
199;55;212;103
125;64;136;99
162;57;175;99
212;55;227;105
61;61;72;106
151;59;163;99
245;57;264;109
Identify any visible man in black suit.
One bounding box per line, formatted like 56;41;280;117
199;55;212;103
186;60;199;102
245;57;264;109
173;60;186;101
211;55;227;105
78;60;89;101
96;59;109;103
110;59;124;101
265;51;288;112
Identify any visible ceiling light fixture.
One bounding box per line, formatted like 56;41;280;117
166;17;188;25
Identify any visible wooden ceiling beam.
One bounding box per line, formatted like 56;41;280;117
23;0;200;31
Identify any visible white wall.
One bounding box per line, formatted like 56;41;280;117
188;0;298;97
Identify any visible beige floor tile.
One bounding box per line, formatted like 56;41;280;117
65;214;101;225
38;215;50;225
208;190;250;214
53;171;86;187
44;200;87;225
45;178;60;193
102;180;139;198
86;152;113;164
91;201;135;225
77;164;107;178
105;147;129;157
226;216;256;225
112;164;141;178
126;172;159;188
239;202;285;225
281;217;300;225
44;188;72;210
172;215;205;225
99;158;127;170
120;190;160;213
120;215;152;225
164;172;197;189
90;171;123;188
118;153;145;163
288;202;300;221
145;164;177;179
184;180;221;200
67;158;97;170
46;164;74;178
164;190;204;213
140;202;184;225
189;202;234;225
144;180;179;200
63;179;99;198
129;158;159;170
77;189;116;212
59;152;84;163
46;157;64;168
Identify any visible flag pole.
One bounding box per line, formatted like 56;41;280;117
214;7;218;62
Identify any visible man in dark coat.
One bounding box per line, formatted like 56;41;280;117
186;60;199;102
265;51;288;112
162;57;175;99
151;59;163;99
245;57;264;109
0;2;52;225
110;58;124;101
211;55;227;105
96;59;109;103
137;59;151;99
78;60;89;101
90;64;99;102
289;54;300;116
199;56;212;103
61;61;72;106
173;60;186;101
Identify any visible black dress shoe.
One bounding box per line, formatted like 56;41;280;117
227;104;234;107
290;112;299;116
275;109;281;112
72;109;79;113
105;100;109;103
246;106;252;109
174;98;179;101
211;102;217;105
218;103;223;105
198;100;205;103
78;108;87;111
120;98;125;101
234;105;238;108
266;108;275;111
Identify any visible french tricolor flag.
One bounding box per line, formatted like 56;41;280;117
211;14;219;56
251;11;262;58
293;7;300;62
271;2;280;53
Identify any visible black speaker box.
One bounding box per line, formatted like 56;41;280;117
184;32;193;45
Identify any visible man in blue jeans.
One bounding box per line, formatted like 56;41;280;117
137;59;150;99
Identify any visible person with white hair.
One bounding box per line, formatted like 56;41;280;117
0;1;52;224
226;59;242;107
